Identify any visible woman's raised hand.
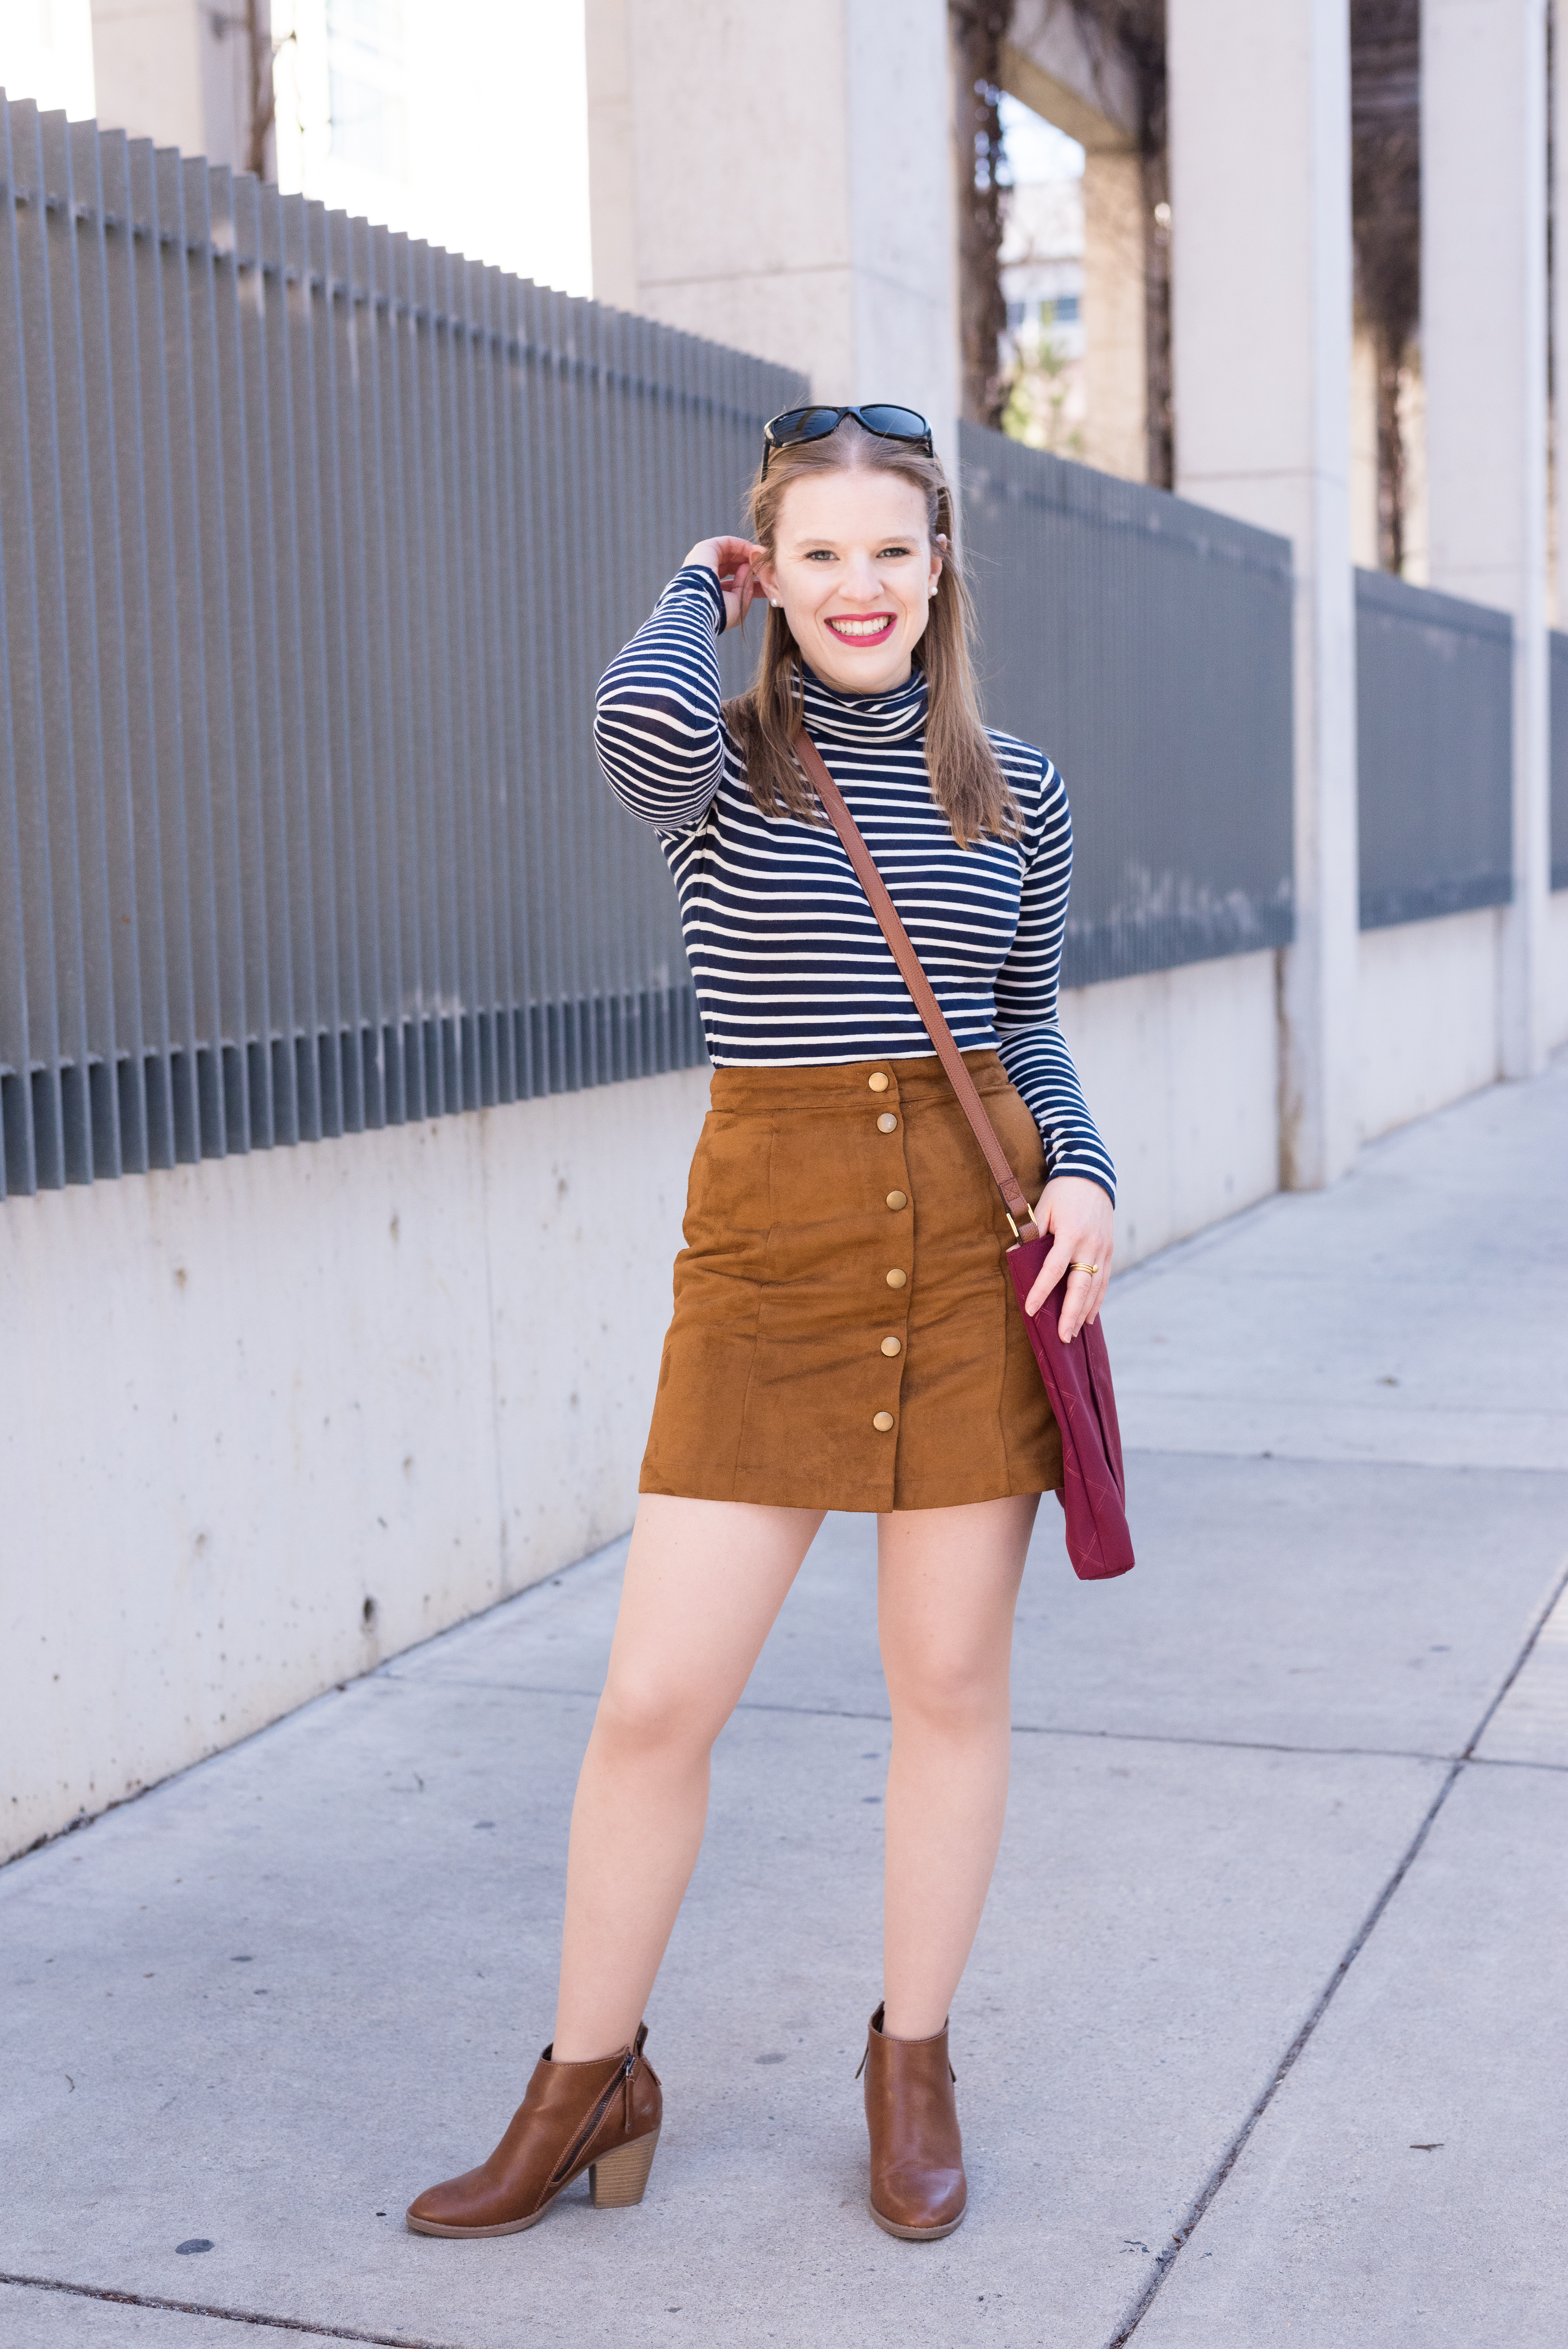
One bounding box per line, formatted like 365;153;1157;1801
1023;1174;1115;1344
684;535;767;631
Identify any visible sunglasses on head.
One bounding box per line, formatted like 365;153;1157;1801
760;403;934;479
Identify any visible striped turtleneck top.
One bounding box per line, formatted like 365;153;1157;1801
594;565;1115;1201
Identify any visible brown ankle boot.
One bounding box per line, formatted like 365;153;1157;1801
406;2023;661;2237
859;2002;967;2240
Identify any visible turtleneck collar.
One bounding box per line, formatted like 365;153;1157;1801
798;659;928;747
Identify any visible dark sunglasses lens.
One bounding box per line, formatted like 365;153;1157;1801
857;406;930;440
770;406;844;447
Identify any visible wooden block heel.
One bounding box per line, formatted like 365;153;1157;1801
589;2124;659;2208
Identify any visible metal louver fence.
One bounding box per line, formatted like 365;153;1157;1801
957;424;1295;989
1356;568;1513;928
1551;632;1568;892
0;93;804;1199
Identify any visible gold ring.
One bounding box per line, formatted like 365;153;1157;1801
1068;1260;1099;1275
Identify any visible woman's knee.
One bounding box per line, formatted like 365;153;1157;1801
593;1663;724;1762
884;1643;1009;1735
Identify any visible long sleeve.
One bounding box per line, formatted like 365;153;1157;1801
594;565;729;832
993;754;1117;1203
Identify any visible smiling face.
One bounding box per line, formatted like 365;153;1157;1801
755;467;943;696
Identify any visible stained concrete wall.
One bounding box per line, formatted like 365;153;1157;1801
1;1071;709;1861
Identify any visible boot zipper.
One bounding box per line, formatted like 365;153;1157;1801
548;2049;637;2188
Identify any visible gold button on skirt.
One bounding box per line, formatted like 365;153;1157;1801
639;1052;1063;1512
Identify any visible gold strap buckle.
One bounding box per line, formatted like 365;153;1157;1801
1005;1212;1020;1240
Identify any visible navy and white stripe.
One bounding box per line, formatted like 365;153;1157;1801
595;566;1115;1199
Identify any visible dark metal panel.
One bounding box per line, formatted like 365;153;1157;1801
0;101;809;1199
958;424;1296;986
1355;567;1513;929
1550;631;1568;893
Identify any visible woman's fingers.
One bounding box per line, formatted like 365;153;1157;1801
1021;1174;1115;1337
1058;1266;1098;1344
1023;1234;1074;1320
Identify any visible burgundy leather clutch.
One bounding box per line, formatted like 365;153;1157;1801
794;729;1135;1584
1006;1239;1133;1580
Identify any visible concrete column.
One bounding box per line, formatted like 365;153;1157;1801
1559;0;1568;634
1168;0;1360;1189
1080;150;1148;480
1424;0;1550;1077
1003;14;1148;479
585;0;960;463
90;0;271;175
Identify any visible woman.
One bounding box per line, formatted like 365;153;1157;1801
406;405;1115;2246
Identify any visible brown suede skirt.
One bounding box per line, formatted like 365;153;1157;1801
640;1052;1063;1513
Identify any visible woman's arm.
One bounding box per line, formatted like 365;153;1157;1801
593;538;763;832
992;753;1117;1340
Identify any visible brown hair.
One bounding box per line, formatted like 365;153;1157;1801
722;421;1017;848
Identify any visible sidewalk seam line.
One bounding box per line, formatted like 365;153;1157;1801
1102;1545;1568;2349
382;1677;1473;1766
0;2272;456;2348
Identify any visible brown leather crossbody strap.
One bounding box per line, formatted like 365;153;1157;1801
793;729;1041;1245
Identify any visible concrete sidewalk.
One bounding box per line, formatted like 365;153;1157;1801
2;1063;1565;2349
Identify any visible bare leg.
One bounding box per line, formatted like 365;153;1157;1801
876;1493;1039;2039
552;1494;824;2059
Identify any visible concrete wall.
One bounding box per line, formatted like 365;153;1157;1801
1;1070;709;1862
1358;907;1503;1142
1551;893;1568;1049
1059;950;1281;1269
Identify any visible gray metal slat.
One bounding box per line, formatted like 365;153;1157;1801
173;150;244;1158
323;203;378;1130
368;224;418;1124
93;124;169;1179
300;195;362;1134
442;250;484;1111
154;144;225;1160
281;192;343;1138
201;159;269;1156
486;263;526;1105
55;112;136;1178
510;276;551;1101
232;168;292;1150
0;94;57;1191
469;260;510;1105
124;137;196;1168
256;183;314;1142
538;286;584;1090
348;212;397;1128
422;240;464;1113
12;100;94;1183
394;231;441;1121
